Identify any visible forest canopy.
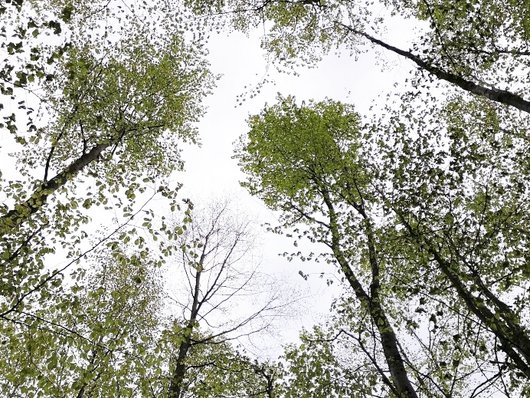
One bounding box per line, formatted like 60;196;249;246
0;0;529;397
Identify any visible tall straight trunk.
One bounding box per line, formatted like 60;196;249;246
428;244;530;377
167;332;193;398
0;143;108;235
322;192;418;398
168;266;203;398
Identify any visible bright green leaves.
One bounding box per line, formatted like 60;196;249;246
0;241;165;398
283;324;391;398
414;0;530;46
220;0;370;67
236;87;530;395
394;0;530;96
236;97;424;397
50;35;212;181
170;338;281;398
283;327;347;398
373;91;530;385
2;0;530;396
0;0;214;314
236;96;363;211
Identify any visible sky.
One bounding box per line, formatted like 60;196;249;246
0;2;417;360
2;5;527;396
174;26;415;357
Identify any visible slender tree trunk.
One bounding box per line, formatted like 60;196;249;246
339;24;530;115
168;265;203;398
369;299;418;398
74;346;104;398
167;333;193;398
398;215;530;377
322;192;418;398
0;143;108;235
428;244;530;377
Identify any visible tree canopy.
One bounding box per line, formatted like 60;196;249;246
236;95;530;396
1;0;529;397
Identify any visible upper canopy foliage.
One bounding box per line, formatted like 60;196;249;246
189;0;530;114
237;96;366;212
1;0;530;397
236;94;530;396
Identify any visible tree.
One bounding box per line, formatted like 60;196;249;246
198;0;530;387
163;201;282;398
235;96;419;397
165;331;282;398
1;37;208;233
3;1;529;397
187;0;530;115
282;324;387;398
0;242;166;397
1;3;216;393
282;282;526;398
235;95;530;396
0;203;284;398
0;0;214;317
371;91;530;384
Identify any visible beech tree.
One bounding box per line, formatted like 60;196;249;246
165;333;281;398
3;1;529;397
235;96;419;397
0;203;283;398
372;91;530;387
2;4;281;396
282;324;386;397
235;96;530;396
0;243;165;397
0;0;213;317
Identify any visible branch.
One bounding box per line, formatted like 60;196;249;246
337;23;530;115
0;191;158;318
1;143;109;235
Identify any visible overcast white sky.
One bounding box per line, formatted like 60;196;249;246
0;5;416;360
174;25;415;357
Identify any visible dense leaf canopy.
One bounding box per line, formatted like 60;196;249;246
1;0;529;397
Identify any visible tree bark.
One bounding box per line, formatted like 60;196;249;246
322;191;418;398
0;143;108;235
167;333;193;398
168;262;203;398
339;24;530;115
428;244;530;377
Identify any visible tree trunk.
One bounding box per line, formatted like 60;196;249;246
398;214;530;377
167;333;193;398
339;24;530;115
0;143;108;235
428;244;530;377
322;192;418;398
168;264;203;398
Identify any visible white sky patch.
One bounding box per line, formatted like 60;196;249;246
175;26;414;356
0;5;417;360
